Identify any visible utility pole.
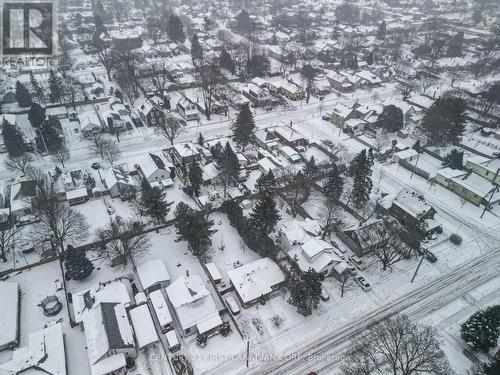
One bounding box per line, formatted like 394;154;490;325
246;340;250;368
411;249;427;283
410;153;420;179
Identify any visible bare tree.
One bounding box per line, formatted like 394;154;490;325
148;67;170;102
5;153;34;175
52;144;70;168
96;216;151;265
335;272;355;298
85;132;106;158
101;138;121;164
33;174;90;253
420;75;438;93
373;132;389;151
114;45;140;99
0;216;21;262
341;314;451;375
319;198;342;239
88;34;116;80
158;115;183;145
197;64;222;120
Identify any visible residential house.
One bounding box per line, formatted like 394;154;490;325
134;96;166;127
227;258;285;308
288;238;348;278
103;168;136;199
341;220;389;256
343;118;366;135
171;142;201;166
9;178;37;219
79;113;102;137
278;80;305;101
435;168;500;207
330;103;354;127
241;84;275;107
133;153;172;184
128;304;159;349
278;218;322;251
465;156;500;184
254;129;279;152
165;275;222;337
177;97;199;121
136;259;170;293
273;126;307;147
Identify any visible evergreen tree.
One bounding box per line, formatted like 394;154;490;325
64;245;94;281
197;132;205;146
2;121;26;157
232;103;255;150
442;149;464;169
461;306;500;352
15;81;32;107
377;20;386;39
140;186;173;224
322;164;344;201
349;149;373;209
36;119;63;154
255;170;277;197
235;10;254;35
302;156;319;179
48;70;64;103
422;97;467;145
250;194;281;235
166;15;186;43
366;51;374;66
287;269;322;316
190;33;203;64
29;72;45;103
412;139;422;153
219;48;236;74
188;161;203;196
174;202;216;260
219;142;239;197
481;358;500;375
377;105;404;133
246;53;270;78
28;103;46;128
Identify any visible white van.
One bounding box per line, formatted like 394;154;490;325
225;296;240;315
165;330;181;352
149;290;173;333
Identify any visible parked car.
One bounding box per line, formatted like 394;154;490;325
320;287;330;301
355;276;371;292
322;115;331;121
425;251;438;263
332;248;345;260
225;296;240;315
165;330;181;352
346;265;358;276
349;255;366;270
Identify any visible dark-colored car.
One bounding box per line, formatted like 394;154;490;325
426;251;438;263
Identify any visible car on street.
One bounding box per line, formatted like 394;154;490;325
425;251;438;263
355;276;371;292
349;255;366;270
320;288;330;301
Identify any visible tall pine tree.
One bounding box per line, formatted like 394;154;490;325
219;142;239;197
232;103;255;150
422;96;466;145
166;15;186;43
287;270;322;316
48;70;64;103
250;193;281;235
15;81;32;107
302;156;319;179
255;170;277;197
190;33;203;64
219;48;236;74
322;164;344;201
188;161;203;196
29;72;45;104
140;186;173;224
349;149;373;209
2;121;26;157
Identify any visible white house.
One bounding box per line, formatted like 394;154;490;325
133;153;172;184
227;258;285;307
165;275;222;337
177;97;199;121
278;218;322;251
103;168;136;198
128;304;159;349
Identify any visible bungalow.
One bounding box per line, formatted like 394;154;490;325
278;80;305;101
465;156;500;184
406;95;434;111
278;218;322;251
83;302;137;375
435;168;500;207
343;118;366;135
279;145;302;163
241;84;274;107
273;126;307;147
0;323;66;375
103;168;136;199
393;149;419;164
254;129;279;152
177;97;199;121
288;238;349;279
165;275;222;337
355;70;382;87
341;220;389;257
227;258;285;308
79;113;102;137
134;153;172;184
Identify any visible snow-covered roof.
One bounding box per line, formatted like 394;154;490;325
227;258;285;304
165;275;221;332
301;238;334;259
84;303;134;371
134;153;170;179
136;259;170;290
103;168;134;190
467;156;500;172
205;262;222;281
274;126;305;142
173;142;199;158
393;149;418;161
202;162;220;182
0;281;18;349
72;280;132;324
89;354;126;375
392;189;435;219
149;290;172;327
66;187;88;201
280;145;301;160
128;304;158;349
0;323;66;375
331;103;353;119
279;218;322;247
437;168;497;197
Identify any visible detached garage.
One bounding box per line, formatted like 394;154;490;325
0;281;20;351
